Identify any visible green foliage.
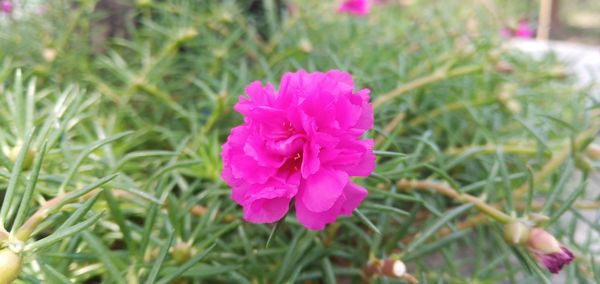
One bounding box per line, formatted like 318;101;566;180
0;0;598;283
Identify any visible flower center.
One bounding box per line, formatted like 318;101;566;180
278;151;303;175
292;152;302;171
283;121;295;136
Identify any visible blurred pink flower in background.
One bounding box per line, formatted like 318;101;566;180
221;70;375;230
501;19;536;39
527;228;574;273
514;19;535;38
338;0;371;16
1;0;13;14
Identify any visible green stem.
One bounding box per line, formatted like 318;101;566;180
373;65;483;109
397;179;513;224
445;144;544;157
514;124;599;197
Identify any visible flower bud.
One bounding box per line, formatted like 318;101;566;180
505;99;521;115
223;214;236;223
136;0;151;8
528;228;561;254
586;144;600;160
299;38;313;53
170;241;192;264
9;143;35;171
43;48;57;63
527;228;574;274
364;258;411;280
381;259;406;278
0;248;22;284
575;156;592;172
495;61;514;74
190;205;208;217
503;221;530;245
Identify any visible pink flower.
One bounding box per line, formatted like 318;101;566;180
1;0;12;14
337;0;371;16
527;228;574;274
514;19;535;38
221;70;375;230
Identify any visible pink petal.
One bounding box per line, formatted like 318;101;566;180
301;142;321;178
534;247;575;274
300;168;348;212
325;70;354;88
244;136;285;167
239;182;298;223
245;81;275;106
340;182;368;215
335;96;362;129
244;196;291;223
295;193;346;230
336;139;375;176
229;147;276;184
353;89;374;130
265;134;305;156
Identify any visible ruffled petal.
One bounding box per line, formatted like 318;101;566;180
300;168;348;212
301;142;320;178
244;196;291;223
295;193;345;230
340;182;368;215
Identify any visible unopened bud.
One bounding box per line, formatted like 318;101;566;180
0;248;22;284
528;228;562;254
170;241;192;264
575;156;593;172
191;205;208;217
505;100;521;114
495;61;514;74
223;214;236;223
381;259;406;278
9;143;35;171
43;48;57;63
299;38;312;53
586;144;600;160
504;221;530;245
527;228;574;273
136;0;151;8
364;258;411;280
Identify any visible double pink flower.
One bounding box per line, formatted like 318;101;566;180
337;0;371;16
221;70;375;230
